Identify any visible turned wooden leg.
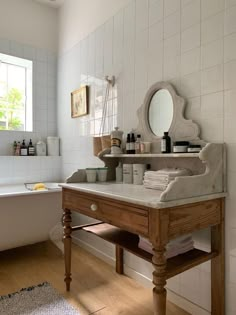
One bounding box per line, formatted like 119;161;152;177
152;246;167;315
63;208;72;291
115;245;124;274
211;200;225;314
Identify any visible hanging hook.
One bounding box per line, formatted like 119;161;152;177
105;75;115;87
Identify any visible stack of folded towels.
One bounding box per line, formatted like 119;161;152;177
138;234;194;259
143;167;192;191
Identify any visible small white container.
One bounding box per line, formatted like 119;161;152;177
173;146;188;153
133;164;147;185
86;168;97;183
116;162;123;182
36;140;46;156
123;164;133;184
187;145;201;153
173;141;189;153
97;167;108;182
47;137;60;156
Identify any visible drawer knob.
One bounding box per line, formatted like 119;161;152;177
90;203;98;211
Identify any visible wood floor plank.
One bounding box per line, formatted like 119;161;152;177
0;241;189;315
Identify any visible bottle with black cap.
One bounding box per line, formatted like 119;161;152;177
161;131;171;153
130;133;135;154
126;133;131;154
28;139;35;156
20;139;28;156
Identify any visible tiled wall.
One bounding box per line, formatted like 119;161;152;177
0;38;58;155
0;156;61;185
58;0;236;313
0;38;60;184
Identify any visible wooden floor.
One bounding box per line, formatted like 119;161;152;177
0;241;189;315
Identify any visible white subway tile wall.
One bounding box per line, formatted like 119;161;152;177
0;39;59;182
0;156;61;184
56;0;236;313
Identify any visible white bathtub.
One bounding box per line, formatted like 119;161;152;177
0;183;62;251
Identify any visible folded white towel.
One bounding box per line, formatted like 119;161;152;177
143;182;168;191
139;234;192;247
143;168;192;191
154;168;192;177
138;234;194;259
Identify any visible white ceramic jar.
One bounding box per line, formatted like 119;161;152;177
133;164;147;185
47;137;60;156
86;168;97;182
36;140;46;156
111;127;123;154
123;164;133;184
97;167;108;182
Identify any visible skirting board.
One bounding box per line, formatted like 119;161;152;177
72;236;210;315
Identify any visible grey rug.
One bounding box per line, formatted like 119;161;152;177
0;282;79;315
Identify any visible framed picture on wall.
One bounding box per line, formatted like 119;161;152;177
71;86;89;118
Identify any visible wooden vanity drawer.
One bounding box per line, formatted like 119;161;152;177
63;189;101;216
98;200;148;235
63;189;149;236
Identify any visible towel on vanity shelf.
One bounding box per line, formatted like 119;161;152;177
143;168;192;191
138;234;194;259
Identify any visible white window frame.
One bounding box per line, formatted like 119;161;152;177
0;53;33;131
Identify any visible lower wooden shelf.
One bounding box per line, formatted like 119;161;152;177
79;223;218;280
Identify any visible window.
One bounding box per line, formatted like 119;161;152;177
0;53;32;131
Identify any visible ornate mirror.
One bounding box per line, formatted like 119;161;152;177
136;81;200;152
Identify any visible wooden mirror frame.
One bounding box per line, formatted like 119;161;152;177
135;81;200;152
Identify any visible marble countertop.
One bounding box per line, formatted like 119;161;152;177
60;182;227;209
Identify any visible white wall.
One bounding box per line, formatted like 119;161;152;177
57;0;236;314
0;0;59;183
58;0;132;54
0;0;58;52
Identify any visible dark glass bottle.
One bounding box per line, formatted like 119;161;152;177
161;132;171;153
130;133;135;154
126;133;131;154
20;140;28;156
28;139;35;156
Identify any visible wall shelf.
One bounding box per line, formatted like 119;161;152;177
103;153;200;158
1;156;61;158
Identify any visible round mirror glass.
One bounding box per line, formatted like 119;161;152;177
148;89;174;136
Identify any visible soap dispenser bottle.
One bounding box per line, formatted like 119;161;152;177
20;140;28;156
28;139;35;156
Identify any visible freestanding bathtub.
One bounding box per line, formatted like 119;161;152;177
0;183;62;251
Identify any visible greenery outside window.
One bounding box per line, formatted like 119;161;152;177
0;53;32;131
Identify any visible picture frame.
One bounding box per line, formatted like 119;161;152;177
71;86;88;118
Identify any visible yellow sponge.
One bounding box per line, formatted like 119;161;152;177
33;183;46;190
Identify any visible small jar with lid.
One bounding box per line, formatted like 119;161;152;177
173;141;189;153
187;144;201;153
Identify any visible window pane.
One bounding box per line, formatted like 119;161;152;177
0;63;7;98
8;65;26;95
0;53;32;131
